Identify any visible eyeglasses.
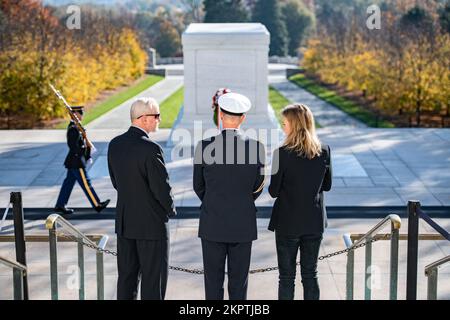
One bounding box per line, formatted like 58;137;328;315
137;113;161;120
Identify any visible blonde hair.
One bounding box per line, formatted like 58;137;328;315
281;104;322;159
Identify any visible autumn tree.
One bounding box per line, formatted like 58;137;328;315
0;0;147;128
302;1;450;127
281;0;314;56
203;0;249;23
439;2;450;33
253;0;288;56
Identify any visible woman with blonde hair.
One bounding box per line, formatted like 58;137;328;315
268;104;332;300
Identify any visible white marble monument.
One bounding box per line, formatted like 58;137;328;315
169;23;281;147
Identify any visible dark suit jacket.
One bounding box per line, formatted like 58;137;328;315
268;145;332;236
64;122;90;169
193;129;266;243
108;126;176;240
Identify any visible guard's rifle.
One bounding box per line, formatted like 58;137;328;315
49;84;96;152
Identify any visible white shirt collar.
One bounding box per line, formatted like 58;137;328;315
131;125;149;137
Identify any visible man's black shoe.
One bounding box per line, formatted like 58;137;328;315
95;199;110;213
54;207;74;215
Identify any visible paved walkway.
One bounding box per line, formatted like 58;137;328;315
0;218;448;300
87;76;183;130
1;64;450;207
0;128;449;208
269;77;367;128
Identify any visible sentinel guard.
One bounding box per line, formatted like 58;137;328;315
54;105;110;214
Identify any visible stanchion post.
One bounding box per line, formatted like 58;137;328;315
10;192;28;300
346;250;354;300
406;200;420;300
49;225;59;300
389;227;399;300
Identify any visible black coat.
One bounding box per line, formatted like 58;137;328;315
108;126;176;240
193;130;266;243
64;122;91;169
268;145;332;236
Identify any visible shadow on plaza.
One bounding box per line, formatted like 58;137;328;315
0;142;110;187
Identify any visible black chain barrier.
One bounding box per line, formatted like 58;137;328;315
56;231;389;275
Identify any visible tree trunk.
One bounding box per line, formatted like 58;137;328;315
6;108;11;130
416;102;421;127
416;87;422;127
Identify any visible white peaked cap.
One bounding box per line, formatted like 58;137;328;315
218;92;251;114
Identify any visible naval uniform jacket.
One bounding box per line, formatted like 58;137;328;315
64;121;91;169
107;126;176;240
193;129;266;243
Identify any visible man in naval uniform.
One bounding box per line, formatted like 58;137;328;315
193;92;266;300
54;106;110;214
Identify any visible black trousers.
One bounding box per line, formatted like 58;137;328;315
275;233;322;300
55;168;101;208
117;236;168;300
201;239;252;300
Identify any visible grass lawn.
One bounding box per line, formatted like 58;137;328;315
269;86;291;124
55;75;163;128
289;73;395;128
159;86;184;128
269;86;322;128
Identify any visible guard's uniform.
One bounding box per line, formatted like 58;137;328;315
55;118;103;211
193;92;266;300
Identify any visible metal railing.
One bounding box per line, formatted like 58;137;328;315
425;255;450;300
0;255;27;300
0;192;29;300
45;214;109;300
343;214;401;300
406;201;450;300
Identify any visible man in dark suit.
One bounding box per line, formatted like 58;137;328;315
54;106;110;214
194;92;266;300
108;97;176;300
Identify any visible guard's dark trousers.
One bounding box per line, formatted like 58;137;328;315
55;168;101;208
117;236;168;300
201;239;252;300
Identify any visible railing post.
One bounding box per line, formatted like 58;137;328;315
77;241;85;300
389;227;399;300
346;250;354;300
96;252;104;300
10;192;28;300
406;200;420;300
12;269;24;300
49;225;58;300
364;237;373;300
426;268;438;300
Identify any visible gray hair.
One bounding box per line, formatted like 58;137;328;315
130;97;159;121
